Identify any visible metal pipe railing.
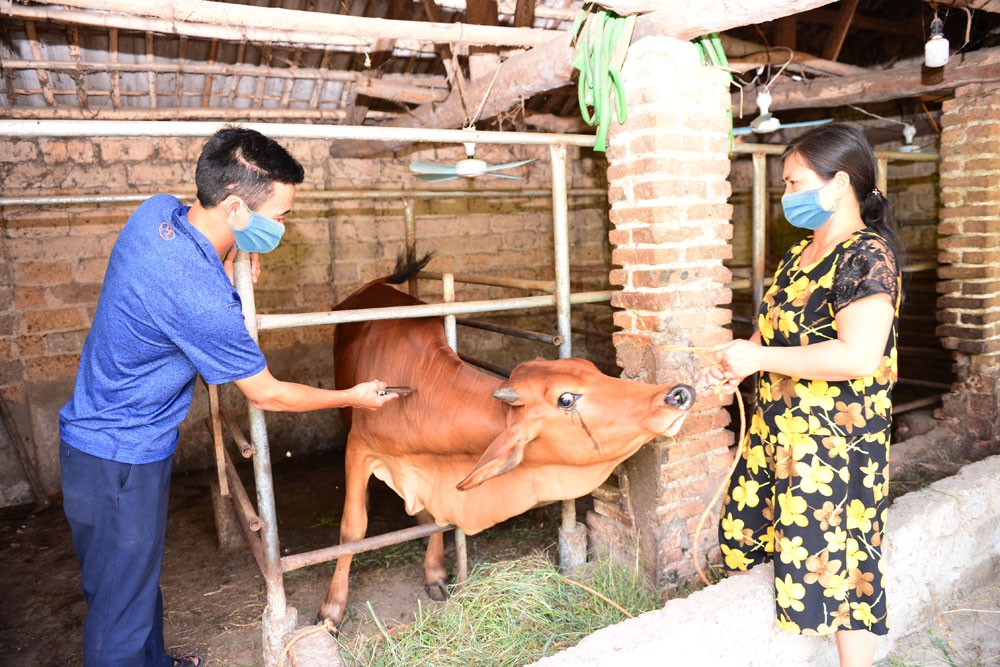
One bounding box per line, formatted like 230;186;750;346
457;318;563;347
255;290;614;331
233;252;291;664
419;271;555;293
440;274;469;585
0;187;607;208
281;523;452;573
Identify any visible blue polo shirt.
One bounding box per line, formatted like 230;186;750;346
59;195;267;463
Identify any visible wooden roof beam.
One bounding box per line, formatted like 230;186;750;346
38;0;557;49
821;0;859;61
735;46;1000;114
799;7;921;37
923;0;1000;13
719;35;868;77
330;0;840;157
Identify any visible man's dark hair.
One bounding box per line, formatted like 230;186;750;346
195;127;305;209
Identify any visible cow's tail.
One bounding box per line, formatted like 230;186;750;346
384;250;435;285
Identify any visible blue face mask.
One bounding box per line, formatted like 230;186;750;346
230;203;285;253
781;187;834;231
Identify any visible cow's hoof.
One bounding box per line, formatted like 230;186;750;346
424;581;449;601
313;614;341;636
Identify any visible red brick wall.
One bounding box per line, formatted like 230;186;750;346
936;83;1000;449
0;134;610;505
590;36;735;593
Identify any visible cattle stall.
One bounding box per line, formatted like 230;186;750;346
0;119;612;665
1;117;951;666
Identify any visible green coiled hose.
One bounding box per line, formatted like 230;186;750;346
571;4;635;152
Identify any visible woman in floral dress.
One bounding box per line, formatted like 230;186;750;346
710;123;905;667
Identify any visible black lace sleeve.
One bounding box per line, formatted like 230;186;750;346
831;235;899;312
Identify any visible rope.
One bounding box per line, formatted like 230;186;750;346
570;3;635;152
277;621;336;667
562;576;635;619
659;344;749;586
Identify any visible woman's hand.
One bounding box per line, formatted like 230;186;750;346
222;247;262;285
715;338;763;380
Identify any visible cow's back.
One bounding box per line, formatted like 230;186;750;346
333;281;505;456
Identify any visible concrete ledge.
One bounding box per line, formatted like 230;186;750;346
530;451;1000;667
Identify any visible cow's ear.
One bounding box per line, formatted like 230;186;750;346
456;426;535;490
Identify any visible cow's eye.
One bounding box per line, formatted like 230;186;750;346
557;392;580;409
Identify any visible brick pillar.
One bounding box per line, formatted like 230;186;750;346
587;36;735;593
936;83;1000;453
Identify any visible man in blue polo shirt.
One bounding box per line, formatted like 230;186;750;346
58;127;397;667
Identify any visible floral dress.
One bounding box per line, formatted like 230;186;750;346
718;228;901;636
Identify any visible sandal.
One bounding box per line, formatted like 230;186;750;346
172;654;204;667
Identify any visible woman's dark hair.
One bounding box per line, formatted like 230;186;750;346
195;126;305;209
781;123;907;273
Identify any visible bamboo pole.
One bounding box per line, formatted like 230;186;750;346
175;35;188;108
227;41;245;107
0;119;598;148
145;32;156;109
0;107;394;121
66;26;90;110
109;28;121;108
208;384;230;497
0;187;606;207
23;20;56;107
751;152;767;317
24;0;556;49
200;39;217;108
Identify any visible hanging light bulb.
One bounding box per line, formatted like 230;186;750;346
925;14;949;68
900;124;919;153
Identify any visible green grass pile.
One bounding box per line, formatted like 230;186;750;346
339;552;661;666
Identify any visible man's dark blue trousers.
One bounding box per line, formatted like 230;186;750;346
61;441;175;667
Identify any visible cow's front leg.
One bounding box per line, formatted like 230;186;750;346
416;510;449;601
318;441;370;628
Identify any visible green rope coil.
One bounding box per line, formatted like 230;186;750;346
693;32;735;154
571;4;635;152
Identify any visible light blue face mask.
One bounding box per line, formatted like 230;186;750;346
230;202;285;253
781;187;834;231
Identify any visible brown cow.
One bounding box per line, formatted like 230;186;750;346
318;257;695;626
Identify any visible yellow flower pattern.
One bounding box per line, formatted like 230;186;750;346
719;231;899;637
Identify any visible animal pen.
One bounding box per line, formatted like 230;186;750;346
0;119;944;667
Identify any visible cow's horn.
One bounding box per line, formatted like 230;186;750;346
492;386;519;404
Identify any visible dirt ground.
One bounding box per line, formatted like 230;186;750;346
2;416;998;667
0;449;563;667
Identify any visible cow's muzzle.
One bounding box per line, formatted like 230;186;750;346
664;384;695;411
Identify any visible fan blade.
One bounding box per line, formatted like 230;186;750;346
483;173;525;180
779;119;833;130
415;173;462;182
410;161;460;175
482;158;536;173
733;118;833;136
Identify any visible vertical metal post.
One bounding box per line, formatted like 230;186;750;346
751;152;768;318
233;251;296;667
441;273;468;583
550;143;587;571
876;157;888;197
404;198;419;298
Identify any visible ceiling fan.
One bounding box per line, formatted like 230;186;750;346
409;126;535;182
732;90;832;136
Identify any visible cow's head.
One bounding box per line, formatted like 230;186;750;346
456;358;695;490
